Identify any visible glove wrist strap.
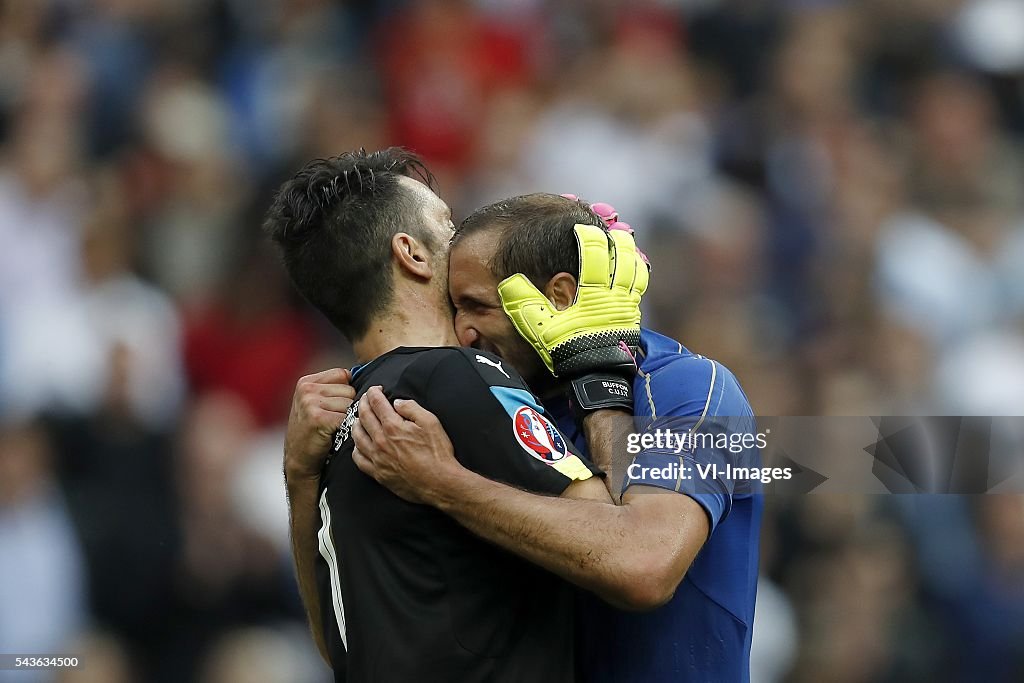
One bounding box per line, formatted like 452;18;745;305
569;373;634;416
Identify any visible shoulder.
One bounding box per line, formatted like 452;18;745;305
398;348;533;412
404;347;526;389
640;352;752;419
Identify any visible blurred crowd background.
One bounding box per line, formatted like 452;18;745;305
1;0;1023;681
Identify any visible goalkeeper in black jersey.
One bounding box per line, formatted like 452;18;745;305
264;149;644;682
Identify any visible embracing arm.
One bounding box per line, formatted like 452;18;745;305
352;387;708;611
285;473;330;664
434;469;707;610
283;368;356;667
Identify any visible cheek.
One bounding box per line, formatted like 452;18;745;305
486;311;518;344
461;310;516;348
501;333;546;383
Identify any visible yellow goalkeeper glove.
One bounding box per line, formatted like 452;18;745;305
498;224;649;410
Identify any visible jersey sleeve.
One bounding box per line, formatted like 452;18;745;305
414;349;601;496
624;357;759;536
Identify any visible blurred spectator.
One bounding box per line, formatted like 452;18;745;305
80;171;185;428
515;10;712;236
44;301;181;680
750;576;798;683
954;0;1024;75
182;241;317;427
0;422;86;683
231;427;293;556
897;495;1024;680
57;631;134;683
137;65;248;305
0;56;100;418
380;0;536;177
199;626;325;683
155;394;303;682
876;73;1024;350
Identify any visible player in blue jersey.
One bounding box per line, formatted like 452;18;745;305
349;193;762;682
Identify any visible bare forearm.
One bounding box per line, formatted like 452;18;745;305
286;474;331;666
581;410;635;499
432;470;665;610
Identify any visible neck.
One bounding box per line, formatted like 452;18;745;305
352;298;458;363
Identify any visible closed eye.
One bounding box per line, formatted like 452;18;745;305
456;297;498;313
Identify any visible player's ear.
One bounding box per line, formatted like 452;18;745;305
543;272;577;311
392;232;433;280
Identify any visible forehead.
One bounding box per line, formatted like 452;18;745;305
397;175;448;218
453;228;500;264
449;230;501;294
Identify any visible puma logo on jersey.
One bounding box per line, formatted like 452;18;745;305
475;354;510;379
332;402;360;453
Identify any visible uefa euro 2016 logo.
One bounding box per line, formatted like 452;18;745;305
513;406;569;464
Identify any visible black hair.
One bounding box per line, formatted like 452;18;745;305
263;147;436;340
452;193;606;288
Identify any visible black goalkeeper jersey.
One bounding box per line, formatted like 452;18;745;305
315;346;600;683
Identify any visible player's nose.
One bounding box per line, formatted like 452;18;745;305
454;316;480;348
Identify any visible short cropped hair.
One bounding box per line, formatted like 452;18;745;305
263;148;435;340
452;194;605;288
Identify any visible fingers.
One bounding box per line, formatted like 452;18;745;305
351;414;383;477
353;388;422;457
315;383;357;399
357;391;384;441
590;202;619;225
352;414;372;451
317;396;355;414
606;228;649;298
295;369;355;412
632;241;650;297
392;398;440;428
609;229;639;293
299;367;351;385
497;273;555;316
497;273;553;356
351;444;375;477
574;224;613;287
294;377;355;419
364;386;406;432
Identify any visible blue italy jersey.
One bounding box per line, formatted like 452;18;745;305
547;328;762;682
